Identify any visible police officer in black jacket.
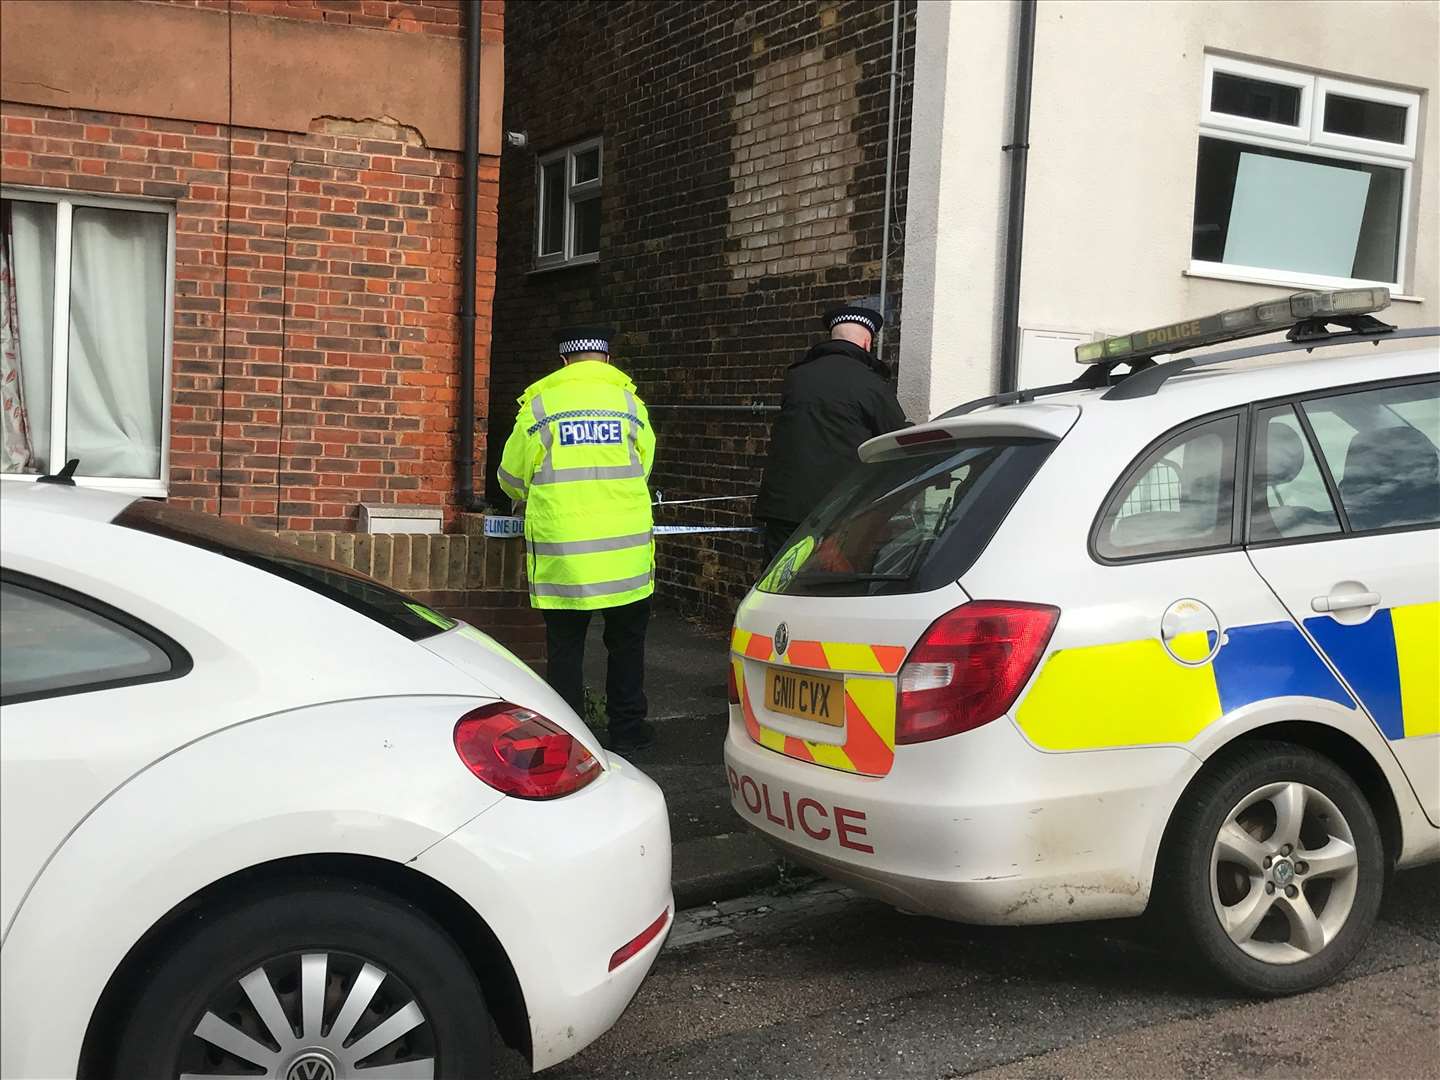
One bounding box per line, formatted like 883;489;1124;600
754;305;909;564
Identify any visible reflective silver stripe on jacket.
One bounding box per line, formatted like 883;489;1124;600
532;395;552;453
534;463;647;484
531;390;647;485
496;466;524;490
622;390;643;470
531;571;654;599
529;530;653;556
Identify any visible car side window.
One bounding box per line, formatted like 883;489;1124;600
1301;381;1440;533
0;579;176;703
1096;415;1239;560
1249;405;1342;542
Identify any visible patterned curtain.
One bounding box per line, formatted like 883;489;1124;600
1;201;35;472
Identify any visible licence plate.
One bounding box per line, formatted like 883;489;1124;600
763;667;843;727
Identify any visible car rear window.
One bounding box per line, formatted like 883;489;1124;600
114;501;457;641
758;437;1056;597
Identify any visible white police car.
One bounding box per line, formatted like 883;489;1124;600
725;288;1438;995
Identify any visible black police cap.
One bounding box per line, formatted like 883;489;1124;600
824;306;884;335
555;327;614;356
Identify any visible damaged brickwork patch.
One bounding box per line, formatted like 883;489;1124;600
311;114;429;147
727;48;861;283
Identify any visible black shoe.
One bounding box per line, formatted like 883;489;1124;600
604;724;656;754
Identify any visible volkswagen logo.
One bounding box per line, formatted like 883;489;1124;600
286;1054;337;1080
774;622;790;657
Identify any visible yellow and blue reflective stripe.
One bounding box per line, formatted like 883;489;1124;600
1212;621;1353;714
1016;619;1354;752
1305;602;1439;739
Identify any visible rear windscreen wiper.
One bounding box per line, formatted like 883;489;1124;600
794;571;911;585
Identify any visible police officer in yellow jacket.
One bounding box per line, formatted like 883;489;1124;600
497;328;658;752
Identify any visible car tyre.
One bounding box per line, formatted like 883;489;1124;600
1166;740;1384;996
113;880;494;1079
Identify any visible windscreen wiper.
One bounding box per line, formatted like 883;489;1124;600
795;571;910;585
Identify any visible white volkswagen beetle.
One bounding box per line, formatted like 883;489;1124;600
726;289;1439;995
0;484;671;1079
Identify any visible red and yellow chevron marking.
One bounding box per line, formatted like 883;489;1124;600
731;628;906;675
731;627;902;776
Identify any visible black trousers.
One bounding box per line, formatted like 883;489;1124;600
759;518;801;566
543;598;650;739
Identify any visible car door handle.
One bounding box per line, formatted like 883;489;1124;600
1311;591;1381;613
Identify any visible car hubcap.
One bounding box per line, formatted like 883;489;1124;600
1209;780;1359;965
177;950;435;1079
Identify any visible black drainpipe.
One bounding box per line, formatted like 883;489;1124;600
456;0;485;512
998;0;1037;395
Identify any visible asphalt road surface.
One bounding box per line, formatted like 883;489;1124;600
499;864;1439;1079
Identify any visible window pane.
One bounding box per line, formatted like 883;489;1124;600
539;160;565;256
1210;72;1301;126
1249;406;1340;541
1192;137;1404;282
572;196;601;257
66;206;167;479
573;146;600;185
1096;417;1238;559
0;580;171;700
1;198;57;474
1301;383;1440;532
758;439;1055;597
1324;94;1407;145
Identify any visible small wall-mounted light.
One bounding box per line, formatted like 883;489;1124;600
505;131;528;148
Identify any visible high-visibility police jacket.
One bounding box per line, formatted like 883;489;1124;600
497;360;656;611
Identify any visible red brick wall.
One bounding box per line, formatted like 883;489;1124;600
0;0;502;532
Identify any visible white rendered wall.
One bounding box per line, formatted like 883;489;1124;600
900;0;1438;420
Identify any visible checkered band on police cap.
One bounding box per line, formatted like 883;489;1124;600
824;305;884;335
555;326;613;356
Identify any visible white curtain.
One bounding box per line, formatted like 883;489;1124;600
1;200;55;473
66;207;166;479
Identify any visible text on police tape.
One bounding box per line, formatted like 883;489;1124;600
484;516;525;538
558;419;624;446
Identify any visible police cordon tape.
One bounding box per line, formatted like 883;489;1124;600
483;516;759;538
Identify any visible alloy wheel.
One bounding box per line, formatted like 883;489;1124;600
1209;780;1360;965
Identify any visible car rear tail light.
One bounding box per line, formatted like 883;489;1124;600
609;908;671;971
727;662;740;705
895;601;1059;745
453;702;601;800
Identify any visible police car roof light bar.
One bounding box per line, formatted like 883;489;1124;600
1075;287;1392;367
1102;323;1435;402
937;289;1410;419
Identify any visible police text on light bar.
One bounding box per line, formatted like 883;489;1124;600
1075;288;1391;366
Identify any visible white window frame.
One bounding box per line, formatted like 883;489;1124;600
1312;75;1419;159
1201;55;1314;144
534;138;602;271
1;187;176;497
1193;55;1419;293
